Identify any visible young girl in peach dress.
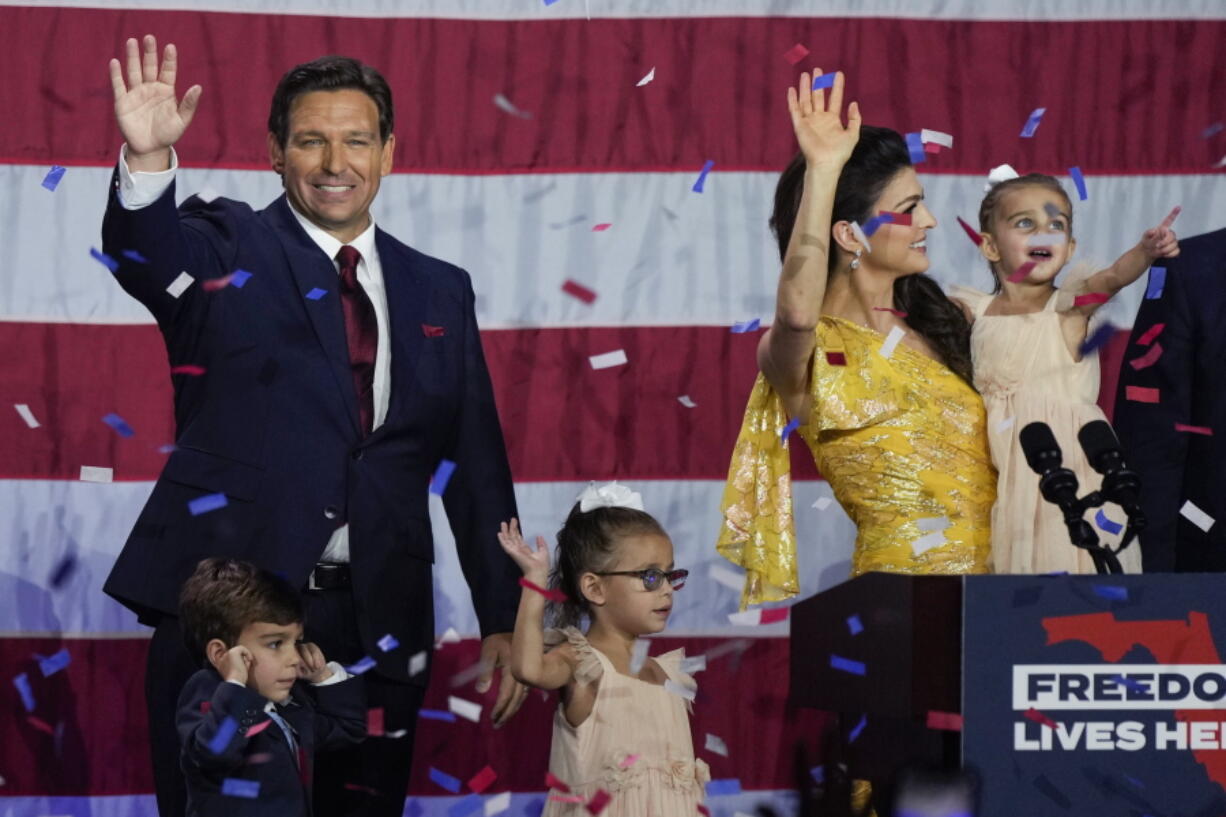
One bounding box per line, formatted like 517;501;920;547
497;483;707;817
950;171;1179;574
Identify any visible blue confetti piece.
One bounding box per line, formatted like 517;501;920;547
1020;107;1047;138
377;633;399;652
1125;775;1146;790
419;708;458;722
188;493;228;516
429;767;462;793
13;672;35;712
1095;508;1124;535
102;412;135;438
706;778;743;797
221;778;260;799
207;716;239;755
543;0;561;4
230;269;253;288
90;247;119;272
730;318;760;333
1114;674;1146;694
430;459;457;496
122;249;148;263
406;801;426;817
37;648;71;677
305;287;327;301
809;765;824;784
781;417;800;443
346;655;377;675
846;614;863;635
448;794;484;817
830;654;866;675
862;215;888;237
1145;267;1166;300
1203;123;1225;139
1069;166;1088;201
849;713;868;742
42;165;67;191
904;132;926;165
1094;584;1128;601
1078;323;1115;356
49;552;78;588
691;159;716;193
811;72;837;90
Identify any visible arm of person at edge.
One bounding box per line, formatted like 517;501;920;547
758;69;862;419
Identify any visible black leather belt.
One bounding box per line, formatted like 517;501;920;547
307;563;351;591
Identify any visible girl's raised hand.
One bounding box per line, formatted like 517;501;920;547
1141;206;1181;259
497;519;550;580
787;69;862;171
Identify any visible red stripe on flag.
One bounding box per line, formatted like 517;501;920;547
1;7;1223;175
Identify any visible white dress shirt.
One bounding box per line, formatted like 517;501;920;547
117;145;393;563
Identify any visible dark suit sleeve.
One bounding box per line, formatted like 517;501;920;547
177;678;267;775
308;676;367;751
1113;263;1195;572
440;272;522;639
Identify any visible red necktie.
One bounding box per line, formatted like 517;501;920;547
336;245;377;436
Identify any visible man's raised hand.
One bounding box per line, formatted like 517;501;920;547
109;35;202;170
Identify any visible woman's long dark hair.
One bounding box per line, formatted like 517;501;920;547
769;126;975;387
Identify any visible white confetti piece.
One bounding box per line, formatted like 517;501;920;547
589;349;628;370
813;496;834;510
1026;232;1067;246
920;128;954;148
1180;500;1215;532
196;185;220;203
636;66;656;87
727;609;760;626
879;326;906;359
386;729;409;739
708;563;745;592
484;792;512;816
449;659;491;688
166;271;194;299
629;639;649;676
681;655;707;674
437;627;462;646
917;516;950;532
14;404;40;429
493;93;533;119
850;221;872;253
912;530;946;555
677;395;697;408
447;695;482;723
79;466;113;483
996;416;1016;433
664;679;696;701
408;651;427;676
704;732;729;757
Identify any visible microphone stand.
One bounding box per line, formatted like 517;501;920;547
1038;473;1124;575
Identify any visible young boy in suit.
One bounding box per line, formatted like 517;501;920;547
176;558;366;816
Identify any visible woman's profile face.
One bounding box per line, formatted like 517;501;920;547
855;166;937;278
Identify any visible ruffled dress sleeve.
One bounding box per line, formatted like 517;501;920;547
551;627;602;687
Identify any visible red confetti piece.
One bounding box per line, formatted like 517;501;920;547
1007;261;1036;283
1073;292;1110;307
561;279;598;304
956;216;983;246
549;795;584;804
619;754;640;769
246;752;273;764
468;765;497;793
520;577;568;602
872;306;908;318
244;719;274;737
880;211;912;226
926;710;964;731
344;783;380;795
1137;323;1165;346
698;807;712;816
200;701;211;713
1126;386;1160;404
26;716;55;735
759;607;790;624
586;789;613;815
591;223;612;232
546;772;571;793
170;364;206;376
1024;707;1059;730
366;707;384;737
782;43;810;64
422;324;445;337
201;273;236;292
825;351;847;366
924;142;943;154
1175;423;1213;436
1128;342;1164;371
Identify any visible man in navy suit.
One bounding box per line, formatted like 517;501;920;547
1114;227;1226;573
102;35;527;817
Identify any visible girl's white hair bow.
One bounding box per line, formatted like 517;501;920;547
577;481;645;513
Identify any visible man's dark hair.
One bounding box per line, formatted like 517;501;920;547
267;55;394;147
179;557;303;659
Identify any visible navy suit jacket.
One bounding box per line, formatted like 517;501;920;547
177;667;365;817
100;175;521;680
1114;227;1226;572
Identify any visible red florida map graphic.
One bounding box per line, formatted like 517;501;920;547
1043;611;1226;792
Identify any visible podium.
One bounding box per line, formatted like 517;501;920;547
790;572;1226;817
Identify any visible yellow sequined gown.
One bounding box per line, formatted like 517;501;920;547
718;316;997;607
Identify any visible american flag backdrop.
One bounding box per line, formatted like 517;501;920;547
2;1;1225;815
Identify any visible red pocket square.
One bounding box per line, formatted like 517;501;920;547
422;323;445;337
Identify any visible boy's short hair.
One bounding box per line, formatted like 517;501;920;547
179;558;303;659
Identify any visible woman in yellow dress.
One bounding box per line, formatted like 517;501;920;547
718;70;997;610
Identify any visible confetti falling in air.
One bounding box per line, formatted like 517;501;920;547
872;306;908;318
430;460;457;495
1204;122;1225;138
1145;267;1166;299
166;271;194;298
1129;342;1164;371
691;159;716;193
1024;707;1059;729
467;765;497;794
429;767;462;793
1073;292;1110;307
956;216;984;246
878;326;906;359
221;778;260;799
1007;261;1037;283
727;607;789;626
1180;500;1215;532
1094;584;1128;601
1125;386;1160;404
377;634;399;652
780;417;800;444
562;279;598;303
188;492;228;516
207;717;238;754
1137;323;1165;346
493;93;533;119
585;789;612;815
90;247;119;272
41;165;66;191
920;129;954;148
589;349;628;370
1069;166;1088;200
229;269;252;288
37;648;70;677
102;412;135;438
419;708;457;722
811;72;837;90
664;679;696;701
830;654;866;675
926;710;963;731
79;466;113;483
846;614;863;635
996;416;1016;433
1019;107;1047;138
305;287;327;300
408;650;427;676
850;220;872;252
904;131;926;164
546;771;572;792
519;577;568;602
122;249;148;263
677;395;697;408
448;695;482;722
14;404;40;429
825;351;846;366
848;714;868;742
782;43;810;64
1079;323;1116;356
346;655;378;675
170;364;206;376
813;496;833;510
706;779;743;796
591;223;612;232
704;732;729;757
1174;423;1213;436
912;530;946;555
202;273;236;292
730;318;761;333
1095;508;1124;535
636;67;655;86
13;672;35;711
422;323;445;337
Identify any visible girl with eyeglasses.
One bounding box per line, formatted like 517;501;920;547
496;482;708;816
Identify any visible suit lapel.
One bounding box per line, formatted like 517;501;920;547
264;196;362;437
368;229;428;440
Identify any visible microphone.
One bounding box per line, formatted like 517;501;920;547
1078;420;1146;521
1019;422;1080;508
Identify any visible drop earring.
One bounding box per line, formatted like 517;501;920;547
850;248;862;271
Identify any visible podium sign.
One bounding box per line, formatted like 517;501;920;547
964;574;1226;816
